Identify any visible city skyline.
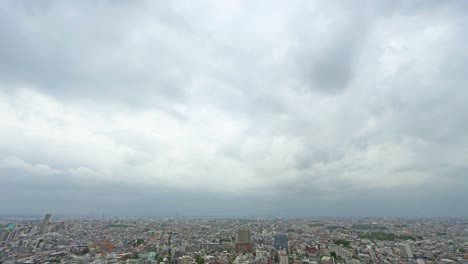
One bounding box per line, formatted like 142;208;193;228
1;1;468;217
1;215;467;263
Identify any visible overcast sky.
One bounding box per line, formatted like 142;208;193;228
1;0;467;217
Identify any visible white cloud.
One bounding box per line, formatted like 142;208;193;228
0;156;62;175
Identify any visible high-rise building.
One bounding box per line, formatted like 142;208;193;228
398;243;414;259
39;213;51;234
273;234;288;252
236;229;251;242
7;230;16;241
235;229;253;253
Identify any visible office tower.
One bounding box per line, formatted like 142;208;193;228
39;213;51;234
6;230;16;241
398;243;414;258
235;229;253;253
236;229;252;242
273;234;288;252
29;225;37;235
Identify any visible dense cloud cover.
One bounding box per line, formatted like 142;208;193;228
1;0;467;217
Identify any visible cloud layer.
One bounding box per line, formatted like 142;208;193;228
1;0;468;217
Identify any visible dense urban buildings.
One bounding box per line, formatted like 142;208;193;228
2;215;468;264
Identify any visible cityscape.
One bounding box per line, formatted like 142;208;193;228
2;1;468;264
1;214;468;264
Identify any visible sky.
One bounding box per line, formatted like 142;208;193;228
0;0;468;217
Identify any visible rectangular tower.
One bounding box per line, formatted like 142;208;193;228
235;229;253;253
39;213;51;234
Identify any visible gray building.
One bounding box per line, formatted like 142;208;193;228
39;213;51;234
273;234;288;252
236;229;252;243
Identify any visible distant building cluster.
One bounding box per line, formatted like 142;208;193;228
1;215;468;264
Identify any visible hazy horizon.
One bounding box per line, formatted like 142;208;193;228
1;213;465;220
1;1;468;217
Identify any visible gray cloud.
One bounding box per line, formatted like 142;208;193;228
0;0;468;217
0;1;193;106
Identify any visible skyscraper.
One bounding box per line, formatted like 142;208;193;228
273;234;288;252
398;243;414;258
235;229;253;253
39;213;51;234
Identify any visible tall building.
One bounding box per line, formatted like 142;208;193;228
236;229;251;242
235;229;253;253
273;234;288;252
39;213;51;234
6;230;15;241
398;243;414;259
